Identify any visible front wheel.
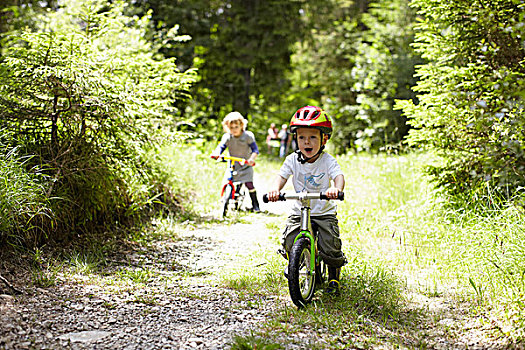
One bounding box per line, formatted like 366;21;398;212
234;184;243;210
222;184;233;217
288;237;315;308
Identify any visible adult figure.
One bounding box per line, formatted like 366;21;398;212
278;124;291;158
266;123;279;154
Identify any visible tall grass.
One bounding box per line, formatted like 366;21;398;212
0;138;196;247
337;151;525;340
0;146;53;247
156;140;224;215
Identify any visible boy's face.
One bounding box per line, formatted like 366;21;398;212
296;128;325;162
229;121;243;137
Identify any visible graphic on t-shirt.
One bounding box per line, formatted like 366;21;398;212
302;173;326;190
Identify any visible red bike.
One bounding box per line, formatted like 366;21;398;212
215;155;254;217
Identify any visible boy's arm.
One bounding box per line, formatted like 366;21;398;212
325;174;345;199
247;141;259;166
334;174;345;191
210;143;226;159
247;152;258;166
267;175;288;201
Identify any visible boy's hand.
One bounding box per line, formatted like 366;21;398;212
246;159;256;166
266;190;281;202
325;187;341;199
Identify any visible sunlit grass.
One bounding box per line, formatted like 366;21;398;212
230;332;282;350
32;269;58;288
0;146;53;246
67;251;106;275
116;267;155;284
336;151;525;340
224;149;525;345
252;256;408;347
221;256;286;298
157;141;223;214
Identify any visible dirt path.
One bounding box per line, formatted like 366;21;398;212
0;195;293;349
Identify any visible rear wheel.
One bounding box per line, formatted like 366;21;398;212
315;259;327;285
288;237;315;308
222;184;233;217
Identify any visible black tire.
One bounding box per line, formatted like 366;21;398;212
288;237;315;308
234;184;242;210
222;184;233;217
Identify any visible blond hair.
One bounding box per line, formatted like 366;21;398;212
222;111;247;133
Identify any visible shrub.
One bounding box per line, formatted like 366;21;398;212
0;0;196;244
396;0;525;199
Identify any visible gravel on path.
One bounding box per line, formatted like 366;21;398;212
0;199;287;350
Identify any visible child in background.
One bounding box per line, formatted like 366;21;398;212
211;111;261;212
266;106;346;293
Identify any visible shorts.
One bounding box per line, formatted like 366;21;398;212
281;214;347;268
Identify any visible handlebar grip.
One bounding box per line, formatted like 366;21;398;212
319;191;345;201
262;193;286;203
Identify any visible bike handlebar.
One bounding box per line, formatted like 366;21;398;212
262;191;344;203
211;154;255;166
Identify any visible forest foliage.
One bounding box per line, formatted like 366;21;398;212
0;0;196;245
397;0;525;199
0;0;524;246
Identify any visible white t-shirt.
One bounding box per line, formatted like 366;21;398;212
279;152;344;216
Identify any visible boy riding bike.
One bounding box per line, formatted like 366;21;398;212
211;111;261;212
266;106;346;293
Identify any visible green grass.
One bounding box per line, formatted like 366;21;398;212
0;146;53;246
116;267;155;284
156;140;226;214
68;250;107;275
221;254;286;298
337;151;525;341
222;242;409;348
230;333;282;350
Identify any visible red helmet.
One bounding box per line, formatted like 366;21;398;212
289;106;332;136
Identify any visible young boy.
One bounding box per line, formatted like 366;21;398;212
211;111;261;212
266;106;346;293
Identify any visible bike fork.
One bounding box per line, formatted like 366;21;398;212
292;201;316;277
293;231;316;278
221;182;236;199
